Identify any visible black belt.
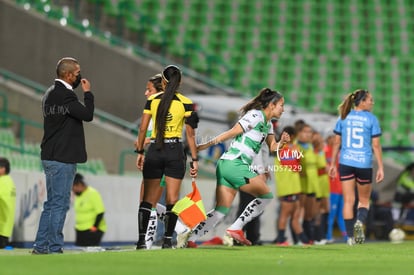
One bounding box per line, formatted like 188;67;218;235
150;138;182;144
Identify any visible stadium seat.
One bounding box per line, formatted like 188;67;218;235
23;0;414;147
83;0;116;29
0;129;16;146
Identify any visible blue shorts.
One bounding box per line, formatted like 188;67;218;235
339;164;372;185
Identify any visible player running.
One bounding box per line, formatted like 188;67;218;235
179;88;290;248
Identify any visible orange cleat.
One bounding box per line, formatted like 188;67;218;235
276;241;290;246
187;241;198;248
225;229;252;246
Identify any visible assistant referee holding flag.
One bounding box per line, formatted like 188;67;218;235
135;65;199;249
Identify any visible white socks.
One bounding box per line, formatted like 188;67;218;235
174;218;189;234
188;210;225;242
145;209;157;249
155;203;166;221
228;198;271;230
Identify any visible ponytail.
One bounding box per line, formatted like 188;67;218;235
155;65;182;147
338;94;354;120
338;89;369;119
240;88;283;115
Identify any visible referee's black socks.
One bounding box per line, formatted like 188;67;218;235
164;204;178;240
137;201;152;247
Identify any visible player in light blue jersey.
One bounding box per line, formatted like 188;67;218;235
179;88;290;248
328;89;384;246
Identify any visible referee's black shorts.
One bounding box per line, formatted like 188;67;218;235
143;142;186;179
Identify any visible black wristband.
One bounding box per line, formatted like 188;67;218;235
135;149;145;154
191;157;199;161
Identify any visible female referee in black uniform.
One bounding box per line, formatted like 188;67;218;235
135;65;199;249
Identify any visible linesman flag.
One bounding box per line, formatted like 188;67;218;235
172;181;206;228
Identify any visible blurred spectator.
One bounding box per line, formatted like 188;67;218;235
296;123;320;243
325;135;347;243
72;173;107;246
0;157;16;249
394;163;414;223
312;131;330;245
274;126;309;246
366;191;394;240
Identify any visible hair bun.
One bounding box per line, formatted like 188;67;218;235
162;65;181;82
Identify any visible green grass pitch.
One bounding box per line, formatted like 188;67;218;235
0;242;413;275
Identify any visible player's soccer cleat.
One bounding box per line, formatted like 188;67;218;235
186;241;198;248
353;220;365;244
276;241;290;246
225;229;252;246
201;236;223;246
136;240;147;250
176;229;192;248
296;241;313;247
136;243;147;250
347;237;356;246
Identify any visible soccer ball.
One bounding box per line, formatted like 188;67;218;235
388;228;405;243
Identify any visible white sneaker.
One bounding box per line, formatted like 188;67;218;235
176;228;192;248
314;239;327;245
354;220;365;244
222;233;234;247
296;241;312;247
347;237;355;246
